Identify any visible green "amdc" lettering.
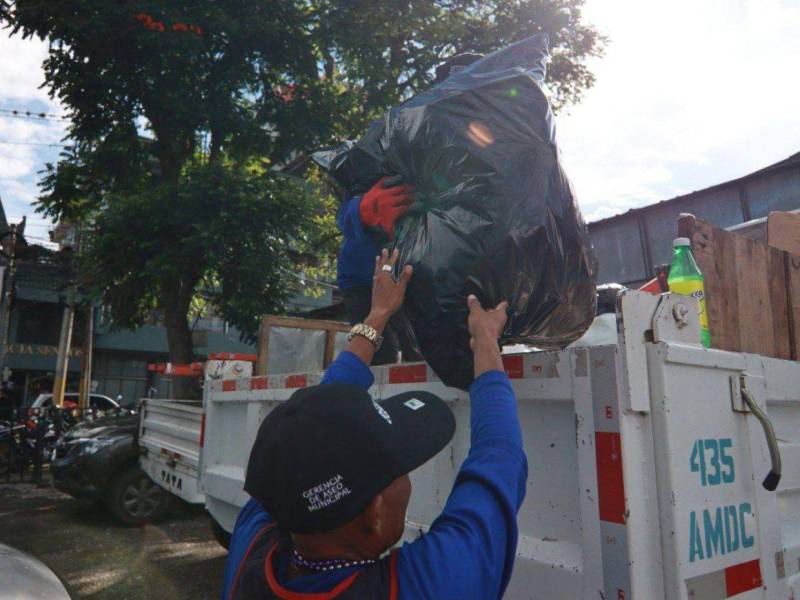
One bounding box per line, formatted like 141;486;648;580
689;503;754;562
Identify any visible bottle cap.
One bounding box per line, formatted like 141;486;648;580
673;237;690;248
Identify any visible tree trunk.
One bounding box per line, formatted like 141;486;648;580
162;279;198;400
323;48;335;80
146;103;200;398
209;128;223;165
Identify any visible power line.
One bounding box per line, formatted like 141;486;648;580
0;107;69;122
0;140;68;147
0;107;66;119
0;114;68;124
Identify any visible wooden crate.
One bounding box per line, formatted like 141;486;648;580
678;213;800;360
775;213;800;359
255;315;350;376
767;211;800;255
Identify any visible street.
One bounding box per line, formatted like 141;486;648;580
0;482;226;599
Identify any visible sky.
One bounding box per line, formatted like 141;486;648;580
0;27;67;246
557;0;800;221
0;0;799;240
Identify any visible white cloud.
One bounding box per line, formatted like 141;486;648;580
557;0;800;222
0;31;53;104
2;3;800;232
0;119;57;178
0;32;66;237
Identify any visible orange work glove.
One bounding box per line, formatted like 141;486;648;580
359;176;414;238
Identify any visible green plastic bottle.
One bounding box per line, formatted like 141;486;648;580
667;237;711;347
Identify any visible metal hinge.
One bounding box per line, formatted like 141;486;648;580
651;294;702;345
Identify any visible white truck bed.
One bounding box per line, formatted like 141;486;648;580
138;399;204;504
199;291;800;599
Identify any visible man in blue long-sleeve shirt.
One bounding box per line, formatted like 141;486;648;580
223;248;527;599
337;177;420;365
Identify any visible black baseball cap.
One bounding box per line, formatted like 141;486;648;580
244;383;455;534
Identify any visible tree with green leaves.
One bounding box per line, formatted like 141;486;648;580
0;1;602;397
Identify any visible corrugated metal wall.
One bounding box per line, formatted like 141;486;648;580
588;157;800;286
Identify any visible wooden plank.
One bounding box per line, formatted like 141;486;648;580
766;243;792;360
260;315;350;332
323;330;337;368
767;212;800;360
678;214;738;352
733;233;777;357
713;220;741;353
767;211;800;255
732;232;773;356
678;213;794;360
255;315;272;376
786;253;800;360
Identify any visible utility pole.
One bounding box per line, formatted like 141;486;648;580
53;224;79;409
77;304;94;410
0;224;18;388
52;299;75;408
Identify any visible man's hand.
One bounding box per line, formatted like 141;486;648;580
467;295;508;377
366;249;413;331
344;249;413;366
467;295;508;348
360;176;415;238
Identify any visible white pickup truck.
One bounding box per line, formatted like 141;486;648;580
142;291;800;599
138;358;254;507
200;292;800;600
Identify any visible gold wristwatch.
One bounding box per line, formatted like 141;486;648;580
347;323;383;349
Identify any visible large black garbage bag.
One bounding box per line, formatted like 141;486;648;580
313;33;596;389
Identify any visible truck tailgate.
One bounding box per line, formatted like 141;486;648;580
139;399;204;504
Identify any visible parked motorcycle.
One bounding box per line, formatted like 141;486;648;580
0;418;32;474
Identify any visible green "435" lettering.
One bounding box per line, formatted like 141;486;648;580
690;438;735;486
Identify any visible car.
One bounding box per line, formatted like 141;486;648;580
50;413;170;526
27;392;122;412
19;394;131;463
0;543;74;599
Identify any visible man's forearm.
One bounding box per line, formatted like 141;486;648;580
471;335;522;450
470;370;523;451
473;335;504;378
344;310;390;366
320;311;386;387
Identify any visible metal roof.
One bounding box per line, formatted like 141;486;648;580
588;151;800;229
586;151;800;286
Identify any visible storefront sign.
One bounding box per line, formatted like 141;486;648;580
7;344;83;357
